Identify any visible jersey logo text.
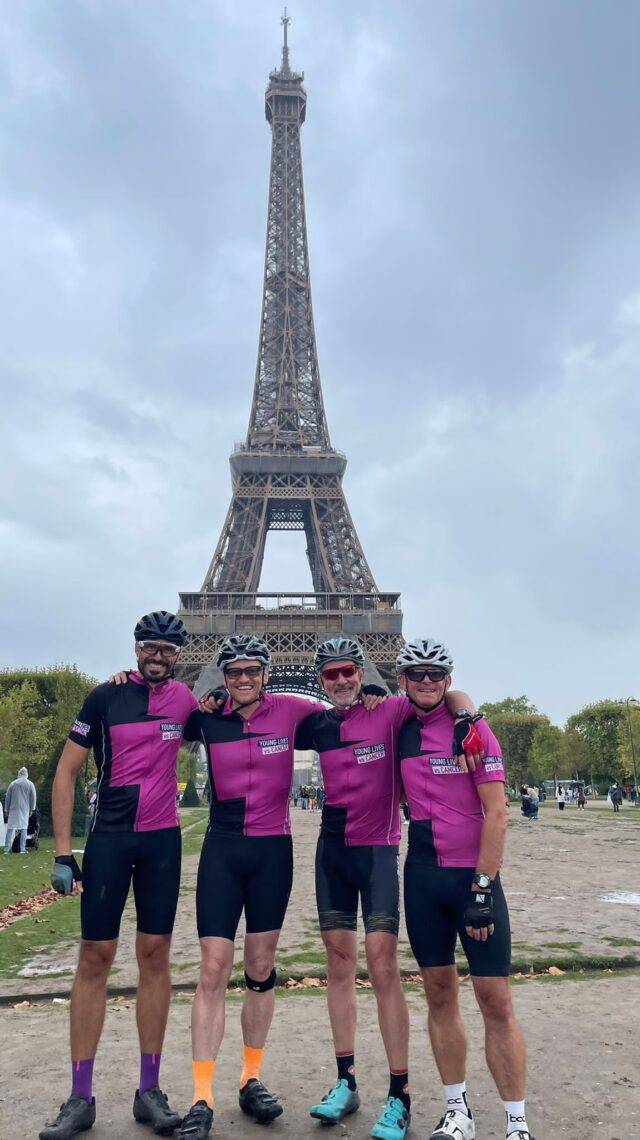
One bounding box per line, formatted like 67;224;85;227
483;758;504;773
161;722;183;741
354;743;386;764
259;736;289;756
72;719;91;737
429;757;463;776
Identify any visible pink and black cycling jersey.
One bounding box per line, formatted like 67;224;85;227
183;691;324;837
295;696;413;846
399;705;505;866
68;673;198;833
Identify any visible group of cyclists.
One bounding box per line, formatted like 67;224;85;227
41;610;534;1140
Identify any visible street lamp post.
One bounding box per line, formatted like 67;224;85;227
624;697;639;805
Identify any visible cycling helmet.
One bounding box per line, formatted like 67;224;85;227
396;638;453;674
216;635;271;670
314;636;365;672
134;611;187;647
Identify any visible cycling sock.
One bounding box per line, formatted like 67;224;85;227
192;1059;216;1108
140;1052;161;1094
503;1100;527;1136
444;1082;471;1117
240;1045;264;1088
336;1052;356;1091
388;1070;410;1110
71;1058;94;1103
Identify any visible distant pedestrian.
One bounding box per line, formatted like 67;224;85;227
556;785;566;812
608;783;622;813
577;787;586;810
4;766;37;854
0;792;5;848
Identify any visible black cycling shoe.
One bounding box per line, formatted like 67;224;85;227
239;1079;283;1125
39;1095;96;1139
179;1101;214;1139
133;1086;182;1134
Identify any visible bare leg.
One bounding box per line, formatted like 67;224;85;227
191;937;235;1060
322;930;358;1054
472;977;526;1099
421;966;467;1083
241;930;281;1048
70;939;118;1059
135;933;172;1053
365;932;409;1071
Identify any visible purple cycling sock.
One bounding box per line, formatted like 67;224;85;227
140;1052;162;1094
71;1058;94;1103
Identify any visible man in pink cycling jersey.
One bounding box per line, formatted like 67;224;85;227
296;637;483;1140
41;612;197;1140
397;639;534;1140
178;635;336;1138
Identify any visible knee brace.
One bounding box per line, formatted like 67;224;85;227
244;967;277;993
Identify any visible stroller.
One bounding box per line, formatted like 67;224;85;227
11;808;40;852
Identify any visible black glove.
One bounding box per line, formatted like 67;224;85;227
51;854;83;895
463;888;494;930
362;684;387;697
453;712;484;758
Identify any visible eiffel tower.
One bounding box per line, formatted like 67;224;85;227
177;13;403;697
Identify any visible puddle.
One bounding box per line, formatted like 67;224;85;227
602;892;640;907
18;951;74;978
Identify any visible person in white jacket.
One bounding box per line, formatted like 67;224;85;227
4;766;37;853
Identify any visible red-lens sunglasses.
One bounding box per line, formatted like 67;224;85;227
321;663;359;682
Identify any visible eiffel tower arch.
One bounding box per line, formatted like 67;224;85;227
177;15;403;698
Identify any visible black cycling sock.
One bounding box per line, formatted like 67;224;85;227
388;1071;410;1110
336;1053;356;1091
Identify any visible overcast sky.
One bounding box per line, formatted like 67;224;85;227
1;1;639;724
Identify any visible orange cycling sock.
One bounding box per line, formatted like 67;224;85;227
240;1045;264;1088
192;1059;215;1108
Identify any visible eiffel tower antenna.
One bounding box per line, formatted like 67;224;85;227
178;18;403;696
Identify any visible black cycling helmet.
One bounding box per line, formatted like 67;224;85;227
314;636;365;672
216;635;271;670
134;611;187;647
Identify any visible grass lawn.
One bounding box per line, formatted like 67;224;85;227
0;837;72;910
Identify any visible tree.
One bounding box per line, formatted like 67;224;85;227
529;723;571;787
479;695;541;718
0;679;52;786
0;667;96;787
39;737;88;837
567;701;626;789
181;780;200;807
479;697;548;788
617;704;640;788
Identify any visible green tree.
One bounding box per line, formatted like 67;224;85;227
529;723;571;787
38;737;88;837
479;695;541;718
617;704;640;790
0;679;52;786
567;701;626;790
478;697;548;788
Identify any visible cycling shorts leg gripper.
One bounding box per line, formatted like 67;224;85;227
315;833;358;932
244;967;276;993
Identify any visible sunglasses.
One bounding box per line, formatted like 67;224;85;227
321;664;359;682
403;666;448;683
137;642;180;659
224;665;264;680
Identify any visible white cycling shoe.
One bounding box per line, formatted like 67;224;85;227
429;1109;476;1139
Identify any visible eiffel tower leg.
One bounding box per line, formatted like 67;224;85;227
202;494;269;592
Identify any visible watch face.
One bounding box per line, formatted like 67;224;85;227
475;874;492;888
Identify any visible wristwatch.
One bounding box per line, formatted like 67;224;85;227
473;872;494;890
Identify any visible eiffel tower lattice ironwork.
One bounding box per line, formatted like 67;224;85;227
177;13;403;697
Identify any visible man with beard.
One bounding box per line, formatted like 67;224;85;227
40;612;197;1139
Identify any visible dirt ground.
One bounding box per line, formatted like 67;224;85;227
2;804;638;997
2;975;638;1138
1;805;639;1137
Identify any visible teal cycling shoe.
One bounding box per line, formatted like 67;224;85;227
309;1079;360;1125
371;1096;411;1139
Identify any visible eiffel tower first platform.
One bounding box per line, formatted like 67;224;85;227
177;15;403;698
